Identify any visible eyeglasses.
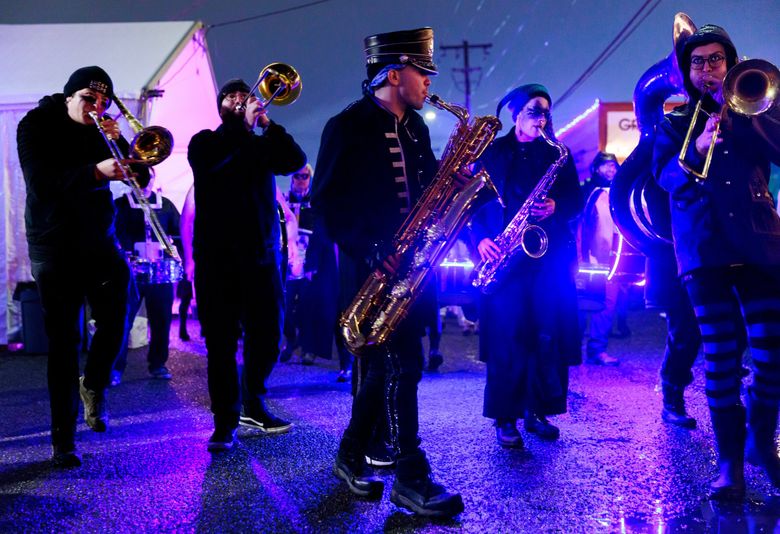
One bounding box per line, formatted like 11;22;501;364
292;173;310;180
690;53;726;70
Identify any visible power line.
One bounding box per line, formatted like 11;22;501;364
207;0;334;30
440;40;492;115
556;0;661;106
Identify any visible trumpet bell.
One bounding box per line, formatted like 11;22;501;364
724;59;780;116
130;126;174;166
258;62;302;106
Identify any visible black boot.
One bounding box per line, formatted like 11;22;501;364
661;383;696;429
745;393;780;488
333;440;383;499
709;405;746;501
179;319;190;341
391;450;464;518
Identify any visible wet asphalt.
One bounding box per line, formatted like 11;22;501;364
2;310;780;533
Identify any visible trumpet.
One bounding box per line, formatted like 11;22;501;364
678;58;779;180
237;62;302;112
89;94;180;261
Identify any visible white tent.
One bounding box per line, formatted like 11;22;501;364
0;21;219;345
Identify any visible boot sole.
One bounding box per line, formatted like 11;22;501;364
390;488;464;517
332;464;383;499
239;416;293;434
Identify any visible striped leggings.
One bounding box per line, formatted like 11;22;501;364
683;265;780;410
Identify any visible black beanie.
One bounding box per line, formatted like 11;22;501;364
496;83;552;122
63;66;113;106
677;24;738;101
217;78;251;110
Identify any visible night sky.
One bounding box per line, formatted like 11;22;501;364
3;0;779;168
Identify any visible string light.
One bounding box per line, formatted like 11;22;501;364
556;98;600;137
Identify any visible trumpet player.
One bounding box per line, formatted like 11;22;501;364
187;78;306;451
653;23;780;500
472;84;582;449
312;27;464;518
17;66;147;467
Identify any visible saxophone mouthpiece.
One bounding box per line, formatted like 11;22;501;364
428;94;440;105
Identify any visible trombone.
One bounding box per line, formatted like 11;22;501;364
678;58;780;181
236;62;302;112
89;94;181;262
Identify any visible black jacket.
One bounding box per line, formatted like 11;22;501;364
472;132;584;366
17;94;143;260
653;105;780;275
187;120;306;265
312;95;438;321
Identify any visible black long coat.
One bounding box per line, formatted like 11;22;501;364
471;132;583;418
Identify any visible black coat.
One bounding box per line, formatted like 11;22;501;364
312;95;438;325
653;104;780;276
187;120;306;266
472;132;584;368
17;94;144;260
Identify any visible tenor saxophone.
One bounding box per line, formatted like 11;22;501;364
340;95;502;355
471;127;569;294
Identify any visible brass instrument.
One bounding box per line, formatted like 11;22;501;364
340;94;502;355
471;127;569;294
237;62;302;112
678;58;780;181
89;94;180;261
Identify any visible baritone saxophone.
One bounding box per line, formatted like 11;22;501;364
340;95;502;355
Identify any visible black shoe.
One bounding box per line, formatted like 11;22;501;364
179;325;190;341
336;369;352;383
333;452;384;499
661;383;696;429
365;440;396;468
495;420;523;449
79;376;107;432
279;345;294;363
52;445;82;468
301;352;316;365
149;367;173;380
207;427;237;451
239;408;293;434
390;478;464;517
524;414;560;440
426;351;444;372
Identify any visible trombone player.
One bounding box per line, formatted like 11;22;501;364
653;22;780;500
187;77;306;451
17;66;147;467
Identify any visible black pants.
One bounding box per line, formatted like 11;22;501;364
282;277;309;347
195;257;284;430
341;322;424;458
31;248;130;448
114;279;174;373
659;278;702;389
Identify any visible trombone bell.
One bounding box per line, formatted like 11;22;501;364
130;125;174;166
724;58;780;116
257;62;302;106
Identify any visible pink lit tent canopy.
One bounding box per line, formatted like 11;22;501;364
0;21;219;345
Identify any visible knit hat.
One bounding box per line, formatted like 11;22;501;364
364;27;438;81
496;83;552;122
63;66;113;106
217;78;251;110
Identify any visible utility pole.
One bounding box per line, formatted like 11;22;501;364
440;40;492;115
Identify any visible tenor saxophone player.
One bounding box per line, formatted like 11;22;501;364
471;84;583;449
312;27;464;518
